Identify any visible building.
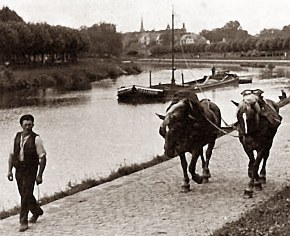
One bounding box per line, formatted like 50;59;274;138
180;33;208;45
123;19;204;55
137;20;187;47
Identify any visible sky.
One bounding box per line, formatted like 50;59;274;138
1;0;290;35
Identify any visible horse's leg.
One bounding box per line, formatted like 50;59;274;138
244;148;255;179
257;149;270;184
200;147;205;169
251;150;266;191
259;156;268;184
189;148;203;184
243;148;256;198
202;141;215;183
179;153;190;191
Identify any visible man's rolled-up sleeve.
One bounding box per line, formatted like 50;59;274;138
35;136;46;159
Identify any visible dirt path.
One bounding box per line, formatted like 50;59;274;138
0;108;290;236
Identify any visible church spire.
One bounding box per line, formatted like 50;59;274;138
140;17;145;32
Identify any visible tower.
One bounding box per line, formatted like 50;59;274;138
140;17;145;32
182;23;186;32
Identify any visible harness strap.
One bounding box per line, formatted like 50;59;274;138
202;114;240;138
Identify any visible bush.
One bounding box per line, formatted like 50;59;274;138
70;70;91;90
0;66;16;90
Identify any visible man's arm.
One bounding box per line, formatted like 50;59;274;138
35;136;47;185
7;153;13;181
36;155;46;185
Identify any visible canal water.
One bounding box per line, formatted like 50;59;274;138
1;66;289;210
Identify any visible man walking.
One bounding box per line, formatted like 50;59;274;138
7;114;47;232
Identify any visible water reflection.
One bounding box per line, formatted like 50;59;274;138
0;88;89;108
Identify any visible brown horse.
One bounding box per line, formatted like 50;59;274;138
233;89;282;197
157;96;221;191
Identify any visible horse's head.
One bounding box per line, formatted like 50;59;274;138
156;98;203;158
235;89;264;135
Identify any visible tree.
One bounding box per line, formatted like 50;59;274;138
200;21;250;44
10;22;33;63
223;21;241;31
243;37;258;52
28;23;52;63
47;25;66;62
159;30;172;46
86;23;122;57
0;6;24;23
0;23;19;61
283;36;290;50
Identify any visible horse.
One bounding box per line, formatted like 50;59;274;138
157;95;221;191
232;89;282;197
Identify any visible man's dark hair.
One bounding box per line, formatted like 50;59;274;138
19;114;34;125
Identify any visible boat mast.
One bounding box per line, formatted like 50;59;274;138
171;10;175;85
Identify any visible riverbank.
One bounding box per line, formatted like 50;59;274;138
136;57;290;68
135;57;290;79
4;57;288;93
0;58;141;92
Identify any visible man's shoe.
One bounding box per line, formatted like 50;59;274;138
19;223;28;232
29;209;43;223
29;214;41;223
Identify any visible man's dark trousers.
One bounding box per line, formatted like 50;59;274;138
15;164;43;224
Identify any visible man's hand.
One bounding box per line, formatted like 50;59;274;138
36;175;43;185
7;171;13;181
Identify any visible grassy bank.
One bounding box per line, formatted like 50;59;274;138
0;154;171;220
0;58;141;92
212;185;290;236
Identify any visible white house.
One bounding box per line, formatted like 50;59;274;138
180;33;208;45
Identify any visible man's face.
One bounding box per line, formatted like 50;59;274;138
21;120;34;133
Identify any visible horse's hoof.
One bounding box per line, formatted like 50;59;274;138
202;177;209;184
254;182;263;191
192;174;203;184
259;176;266;184
181;185;190;192
244;189;253;198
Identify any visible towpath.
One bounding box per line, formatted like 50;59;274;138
1;108;290;236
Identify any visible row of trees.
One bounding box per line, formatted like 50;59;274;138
151;21;290;57
0;7;123;65
3;6;290;60
170;35;290;56
0;21;89;64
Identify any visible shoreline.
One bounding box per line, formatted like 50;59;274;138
0;58;142;93
135;57;290;67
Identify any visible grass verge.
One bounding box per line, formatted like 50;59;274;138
211;185;290;236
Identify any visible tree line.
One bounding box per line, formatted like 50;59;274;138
0;7;122;65
150;20;290;57
171;35;290;57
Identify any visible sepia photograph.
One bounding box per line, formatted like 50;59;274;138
0;0;290;235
